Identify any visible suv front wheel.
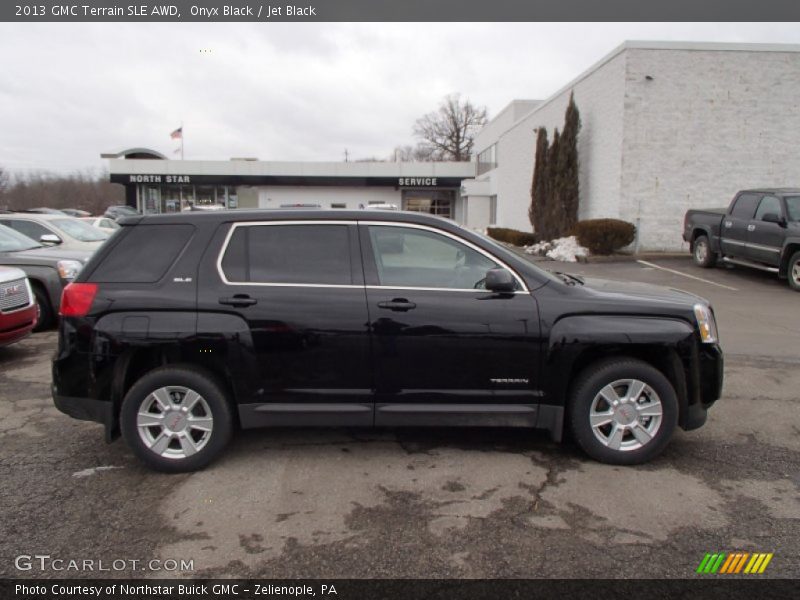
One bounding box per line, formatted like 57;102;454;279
120;366;233;472
569;358;678;465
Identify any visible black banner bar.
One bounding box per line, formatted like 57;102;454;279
3;0;800;22
3;579;799;600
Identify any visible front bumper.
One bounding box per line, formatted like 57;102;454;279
0;304;38;347
682;343;724;431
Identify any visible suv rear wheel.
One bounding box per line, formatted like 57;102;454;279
569;358;678;465
120;366;233;472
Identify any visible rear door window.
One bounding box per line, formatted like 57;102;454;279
220;224;353;285
90;224;195;283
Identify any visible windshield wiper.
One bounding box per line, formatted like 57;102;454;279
552;271;585;286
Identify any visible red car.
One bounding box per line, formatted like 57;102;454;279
0;266;38;347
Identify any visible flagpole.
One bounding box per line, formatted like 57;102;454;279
181;122;184;160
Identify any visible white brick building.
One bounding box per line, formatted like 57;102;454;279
463;41;800;251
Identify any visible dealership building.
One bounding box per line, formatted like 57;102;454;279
104;151;476;221
106;41;800;250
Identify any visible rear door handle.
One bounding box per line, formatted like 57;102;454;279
377;298;417;312
219;295;257;307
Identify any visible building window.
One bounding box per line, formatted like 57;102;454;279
477;144;497;176
402;190;455;219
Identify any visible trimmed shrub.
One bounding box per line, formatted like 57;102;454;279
572;219;636;255
487;227;539;247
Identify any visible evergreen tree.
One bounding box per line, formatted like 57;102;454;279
544;128;561;240
557;92;581;234
527;91;581;241
529;127;549;234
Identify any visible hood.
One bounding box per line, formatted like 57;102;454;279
580;277;707;307
3;246;94;263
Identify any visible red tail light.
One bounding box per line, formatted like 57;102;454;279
59;283;98;317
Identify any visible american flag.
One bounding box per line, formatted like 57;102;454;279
170;127;183;140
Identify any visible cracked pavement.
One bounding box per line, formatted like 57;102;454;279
0;258;798;579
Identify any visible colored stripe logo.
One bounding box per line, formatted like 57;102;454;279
696;552;773;574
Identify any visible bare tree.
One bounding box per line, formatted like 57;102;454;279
0;166;8;197
412;94;488;161
2;169;124;214
391;144;435;162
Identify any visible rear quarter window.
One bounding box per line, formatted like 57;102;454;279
89;224;195;283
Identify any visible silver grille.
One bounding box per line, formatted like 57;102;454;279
0;278;32;313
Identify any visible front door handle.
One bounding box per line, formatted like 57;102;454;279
219;295;257;307
377;298;417;312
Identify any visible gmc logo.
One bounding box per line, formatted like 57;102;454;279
3;285;23;297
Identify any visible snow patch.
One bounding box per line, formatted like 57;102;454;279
72;466;123;478
525;236;588;263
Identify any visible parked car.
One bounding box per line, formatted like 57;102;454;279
61;208;91;218
80;216;121;233
684;188;800;291
0;213;109;253
0;266;38;346
104;205;139;221
18;207;68;215
53;210;723;472
0;224;91;329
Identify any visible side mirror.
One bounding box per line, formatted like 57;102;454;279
485;268;516;292
761;213;786;227
40;233;62;245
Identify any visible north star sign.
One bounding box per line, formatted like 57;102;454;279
398;177;438;186
129;175;191;183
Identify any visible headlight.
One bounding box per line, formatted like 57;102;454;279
57;260;83;281
693;303;718;344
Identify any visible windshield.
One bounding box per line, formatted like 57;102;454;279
52;218;109;242
786;196;800;222
0;223;42;252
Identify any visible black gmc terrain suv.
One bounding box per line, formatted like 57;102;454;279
53;210;723;472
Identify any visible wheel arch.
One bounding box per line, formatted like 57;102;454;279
779;241;800;277
546;315;696;440
109;345;241;440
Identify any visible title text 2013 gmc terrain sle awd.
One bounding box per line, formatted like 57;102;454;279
53;210;723;472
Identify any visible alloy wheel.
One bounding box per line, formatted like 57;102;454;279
589;379;663;451
136;386;214;459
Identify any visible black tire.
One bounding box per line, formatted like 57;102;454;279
569;358;678;465
32;285;53;331
692;235;716;268
788;250;800;292
120;366;233;473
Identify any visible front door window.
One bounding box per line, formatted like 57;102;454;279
367;225;499;290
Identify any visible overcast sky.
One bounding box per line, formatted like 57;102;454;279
1;22;799;175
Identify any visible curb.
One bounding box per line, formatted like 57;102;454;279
580;252;690;264
500;242;690;264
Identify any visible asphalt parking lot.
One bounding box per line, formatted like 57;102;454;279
0;256;798;579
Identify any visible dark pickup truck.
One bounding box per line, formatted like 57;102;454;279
683;188;800;291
